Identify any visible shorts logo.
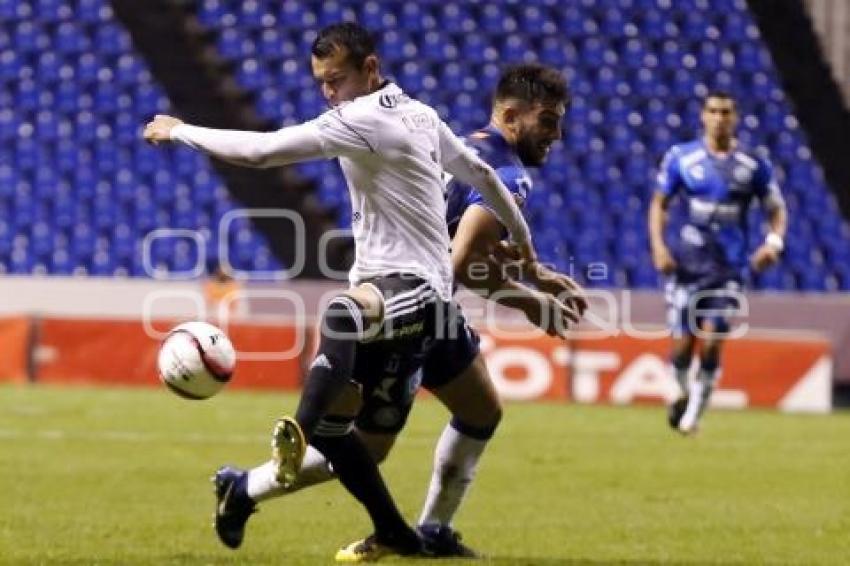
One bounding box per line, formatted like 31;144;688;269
311;354;332;371
374;377;396;402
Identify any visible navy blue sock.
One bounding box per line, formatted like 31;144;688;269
295;296;363;442
312;429;418;547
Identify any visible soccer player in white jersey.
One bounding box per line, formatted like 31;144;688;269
144;22;537;560
649;92;787;435
240;64;586;559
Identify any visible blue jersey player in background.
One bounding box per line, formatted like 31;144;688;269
648;91;788;436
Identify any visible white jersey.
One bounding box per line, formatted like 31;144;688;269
170;81;531;303
305;82;458;300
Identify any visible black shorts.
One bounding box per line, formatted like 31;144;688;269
352;274;480;435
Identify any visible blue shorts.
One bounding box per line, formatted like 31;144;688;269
665;276;743;336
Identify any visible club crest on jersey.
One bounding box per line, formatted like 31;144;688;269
379;93;407;108
733;165;753;184
688;164;705;181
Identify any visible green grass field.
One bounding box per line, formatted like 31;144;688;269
1;384;848;565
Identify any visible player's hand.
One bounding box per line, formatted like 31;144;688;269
143;114;183;145
530;264;589;318
750;244;781;272
494;240;538;270
523;290;579;339
515;239;538;266
651;244;677;275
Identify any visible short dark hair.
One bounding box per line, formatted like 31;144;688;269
494;64;570;107
703;90;737;109
312;22;377;69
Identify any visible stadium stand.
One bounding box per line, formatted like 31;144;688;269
191;0;850;291
2;0;849;291
0;0;286;277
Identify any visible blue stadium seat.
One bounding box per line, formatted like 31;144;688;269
7;0;845;288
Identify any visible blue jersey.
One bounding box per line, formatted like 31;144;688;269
657;138;782;286
445;126;532;238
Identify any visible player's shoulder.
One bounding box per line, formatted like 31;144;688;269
333;82;439;127
669;139;703;157
464;128;516;166
730;144;773;175
660;140;705;171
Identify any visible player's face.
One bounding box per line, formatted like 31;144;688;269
701;97;737;141
311;47;375;107
514;101;566;166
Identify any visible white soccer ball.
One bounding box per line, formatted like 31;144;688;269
157;321;236;400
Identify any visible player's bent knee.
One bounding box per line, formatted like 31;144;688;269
451;412;501;441
358;431;396;463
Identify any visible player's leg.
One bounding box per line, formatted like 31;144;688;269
671;334;696;395
666;278;697;396
245;381;364;504
416;353;499;558
678;321;725;434
213;382;362;549
291;283;422;557
284;284;383;464
333;276;454;560
413;307;495;557
665;278;698;429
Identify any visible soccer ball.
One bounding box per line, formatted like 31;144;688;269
157;321;236;400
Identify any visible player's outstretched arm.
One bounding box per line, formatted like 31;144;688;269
142;114;325;168
452;204;579;337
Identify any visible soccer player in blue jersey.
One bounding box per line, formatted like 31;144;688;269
648;92;787;435
340;63;586;557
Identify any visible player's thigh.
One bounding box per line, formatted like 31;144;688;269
671;333;696;358
356;430;398;463
344;283;385;327
325;380;363;417
429;353;501;428
698;320;726;355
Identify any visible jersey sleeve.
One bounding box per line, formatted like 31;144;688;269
656;146;683;197
752;153;784;208
464;165;531;211
307;105;378;158
437;120;471;166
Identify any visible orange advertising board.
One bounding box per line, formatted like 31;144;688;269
34;318;306;391
0;317;31;383
477;329;832;412
12;316;834;413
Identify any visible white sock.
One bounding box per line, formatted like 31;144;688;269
418;423;488;527
679;368;717;432
246;446;334;502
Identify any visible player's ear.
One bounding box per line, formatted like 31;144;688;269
502;105;518;125
362;54;379;76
